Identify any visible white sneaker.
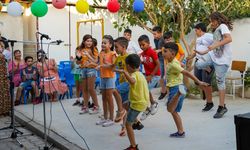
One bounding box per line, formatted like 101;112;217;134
79;107;89;114
96;119;107;125
89;106;100;115
178;84;186;96
140;108;151;121
102;120;114;127
150;102;159;115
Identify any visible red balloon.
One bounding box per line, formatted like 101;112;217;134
52;0;66;9
107;0;120;13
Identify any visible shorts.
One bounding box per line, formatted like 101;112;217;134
148;76;160;90
117;82;130;104
100;78;115;90
74;74;81;81
20;80;35;88
126;108;140;125
167;85;185;112
194;64;214;85
80;68;96;79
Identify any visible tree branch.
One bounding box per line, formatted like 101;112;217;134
221;0;234;13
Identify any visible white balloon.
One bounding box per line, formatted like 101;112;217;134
7;2;23;17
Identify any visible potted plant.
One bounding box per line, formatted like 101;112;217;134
243;67;250;98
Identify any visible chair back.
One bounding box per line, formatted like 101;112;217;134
231;60;247;73
59;61;71;68
64;67;75;86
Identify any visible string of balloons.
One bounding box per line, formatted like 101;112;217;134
1;0;145;18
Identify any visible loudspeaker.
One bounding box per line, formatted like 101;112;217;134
234;112;250;150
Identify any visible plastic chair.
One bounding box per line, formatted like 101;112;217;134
21;86;33;104
226;60;247;99
59;61;71;68
58;67;65;82
64;67;75;98
95;70;101;89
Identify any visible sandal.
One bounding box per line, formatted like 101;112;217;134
119;127;126;137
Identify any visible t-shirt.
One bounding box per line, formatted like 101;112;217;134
114;54;128;83
79;48;98;68
21;66;38;82
127;41;142;55
2;49;11;61
129;71;149;112
166;58;184;87
141;47;161;76
100;51;116;78
196;33;214;59
209;24;232;65
175;43;185;61
154;37;164;61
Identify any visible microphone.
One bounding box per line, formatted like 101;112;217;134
51;40;64;45
37;32;51;40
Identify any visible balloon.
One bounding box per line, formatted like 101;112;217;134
31;0;48;17
107;0;120;13
52;0;66;9
0;2;3;12
133;0;144;13
7;2;23;17
76;0;89;14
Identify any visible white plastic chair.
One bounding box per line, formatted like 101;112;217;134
226;60;247;99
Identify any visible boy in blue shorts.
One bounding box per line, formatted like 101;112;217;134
15;56;40;105
162;42;208;137
115;54;149;150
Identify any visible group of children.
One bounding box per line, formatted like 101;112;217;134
70;11;233;150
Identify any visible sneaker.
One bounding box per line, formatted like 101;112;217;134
124;145;139;150
178;84;186;96
213;105;228;119
114;110;126;123
140;108;151;121
132;121;144;130
202;102;214;111
150;102;159;115
79;107;89;114
96;119;107;125
158;92;167;100
73;100;80;106
102;120;114;127
89;106;100;114
170;132;185;138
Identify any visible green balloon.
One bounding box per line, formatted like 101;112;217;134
31;0;48;17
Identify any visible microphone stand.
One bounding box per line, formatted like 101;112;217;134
0;38;60;148
0;40;24;147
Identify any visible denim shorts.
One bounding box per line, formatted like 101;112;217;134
116;82;130;104
148;76;160;90
194;63;214;85
195;54;229;90
126;108;140;124
100;78;115;90
159;58;165;78
20;80;35;88
167;85;185;112
80;68;96;79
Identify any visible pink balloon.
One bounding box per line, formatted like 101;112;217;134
52;0;66;9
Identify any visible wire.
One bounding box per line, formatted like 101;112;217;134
44;44;90;150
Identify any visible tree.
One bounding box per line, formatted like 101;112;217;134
94;0;250;88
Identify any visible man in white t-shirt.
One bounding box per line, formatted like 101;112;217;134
123;29;142;55
195;12;233;119
188;23;215;112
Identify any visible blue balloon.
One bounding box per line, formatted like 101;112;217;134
133;0;144;13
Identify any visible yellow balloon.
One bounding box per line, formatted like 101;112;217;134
76;0;89;14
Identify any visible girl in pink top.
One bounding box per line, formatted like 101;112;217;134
36;50;68;102
8;50;26;87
